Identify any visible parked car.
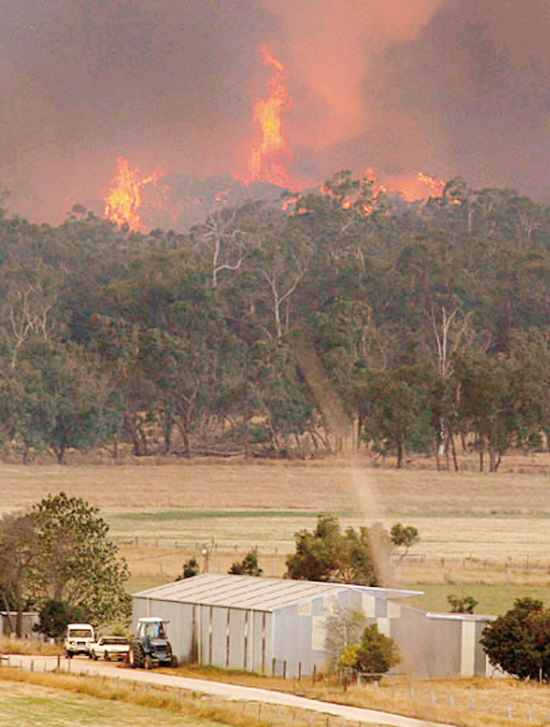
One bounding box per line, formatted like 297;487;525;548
64;623;95;658
90;636;130;661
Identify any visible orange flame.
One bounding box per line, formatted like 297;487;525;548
390;171;446;202
104;156;158;232
247;45;295;189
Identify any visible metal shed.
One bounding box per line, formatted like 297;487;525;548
132;574;421;677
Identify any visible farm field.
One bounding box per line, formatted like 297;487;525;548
1;457;549;613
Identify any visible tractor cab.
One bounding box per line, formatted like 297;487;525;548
136;617;167;640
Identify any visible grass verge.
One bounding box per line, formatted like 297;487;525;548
2;663;550;727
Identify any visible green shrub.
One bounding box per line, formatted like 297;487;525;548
481;597;550;680
340;623;400;679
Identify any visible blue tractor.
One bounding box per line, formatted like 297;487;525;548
128;617;178;669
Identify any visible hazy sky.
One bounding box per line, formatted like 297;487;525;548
2;0;550;223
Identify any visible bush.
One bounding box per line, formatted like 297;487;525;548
339;623;400;679
447;594;478;613
228;549;262;576
481;597;550;680
35;599;87;640
176;557;199;580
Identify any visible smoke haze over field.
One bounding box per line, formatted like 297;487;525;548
2;0;550;224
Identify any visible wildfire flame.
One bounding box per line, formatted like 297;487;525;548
247;45;295;189
390;171;446;202
104;156;159;232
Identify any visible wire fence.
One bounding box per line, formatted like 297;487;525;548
113;535;550;575
3;654;549;726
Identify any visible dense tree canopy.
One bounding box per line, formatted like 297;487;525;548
1;174;550;467
0;492;130;632
285;514;379;585
481;598;550;681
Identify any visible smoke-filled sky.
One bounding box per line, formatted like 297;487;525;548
2;0;550;224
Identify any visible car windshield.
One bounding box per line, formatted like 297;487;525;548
69;629;92;638
103;638;128;644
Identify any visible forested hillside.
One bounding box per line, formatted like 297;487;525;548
1;173;549;469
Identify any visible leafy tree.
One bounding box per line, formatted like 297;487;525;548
285;514;379;585
340;623;400;679
325;608;366;672
481;598;550;680
8;340;107;463
390;524;419;561
357;367;432;467
228;549;263;576
31;492;130;627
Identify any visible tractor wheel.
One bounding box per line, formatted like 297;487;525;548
165;642;178;668
129;642;144;669
65;651;73;659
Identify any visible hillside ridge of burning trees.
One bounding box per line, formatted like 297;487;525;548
102;45;446;233
0;173;549;469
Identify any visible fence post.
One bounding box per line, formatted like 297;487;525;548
272;657;276;676
283;660;287;679
312;665;316;684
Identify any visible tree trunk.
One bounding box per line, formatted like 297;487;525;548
1;593;14;635
243;420;251;459
162;412;173;455
450;431;459;472
55;445;66;465
396;440;404;469
125;415;144;456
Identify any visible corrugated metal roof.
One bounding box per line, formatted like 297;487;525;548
132;574;421;612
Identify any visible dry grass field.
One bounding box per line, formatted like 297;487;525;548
0;454;549;612
2;662;550;727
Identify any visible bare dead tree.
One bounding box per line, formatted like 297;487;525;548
194;207;247;288
431;306;473;470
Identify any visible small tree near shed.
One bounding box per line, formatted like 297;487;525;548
340;623;400;680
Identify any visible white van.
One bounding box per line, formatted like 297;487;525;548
64;623;95;658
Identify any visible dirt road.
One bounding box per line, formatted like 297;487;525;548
3;654;459;727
